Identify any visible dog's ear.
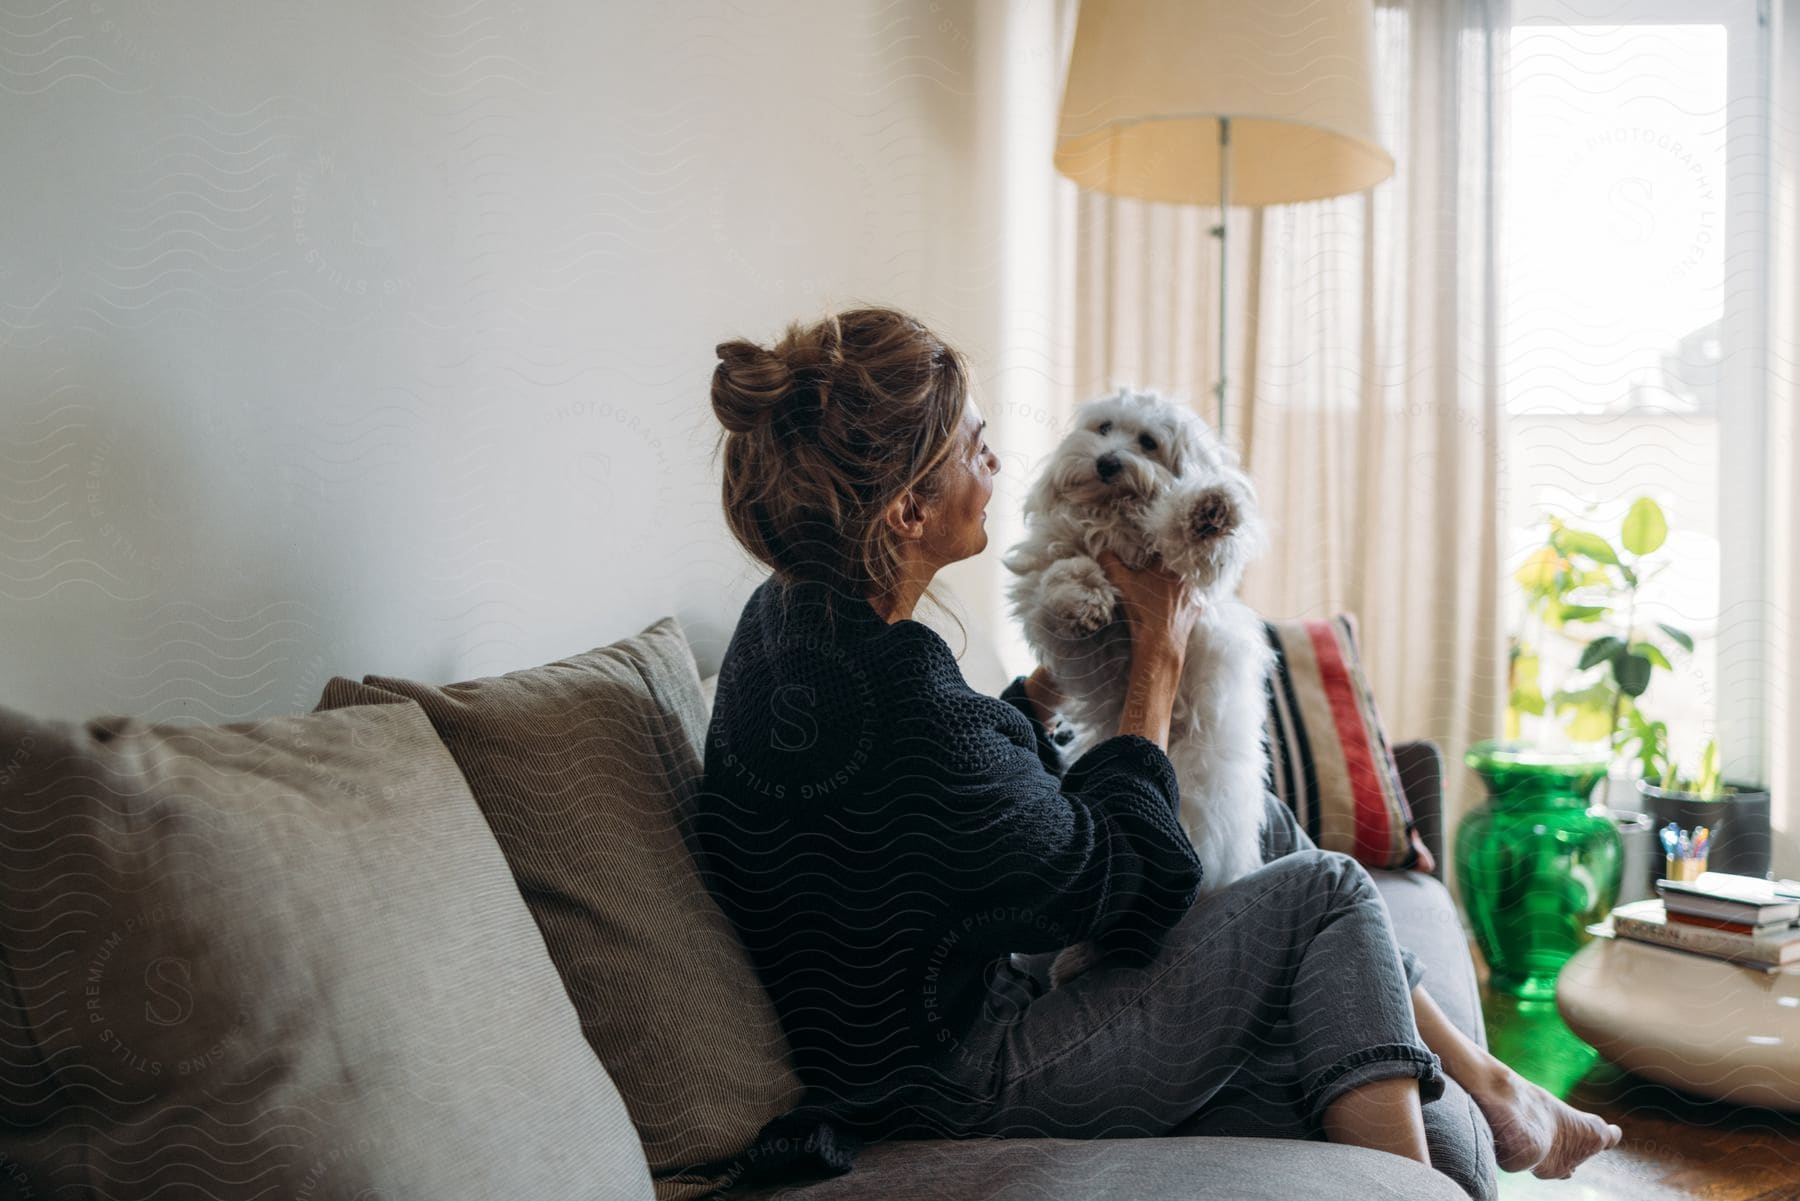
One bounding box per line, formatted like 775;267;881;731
1170;409;1213;477
1001;541;1046;575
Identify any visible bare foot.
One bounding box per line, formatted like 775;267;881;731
1470;1066;1622;1179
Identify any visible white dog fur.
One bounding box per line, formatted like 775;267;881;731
1003;387;1276;983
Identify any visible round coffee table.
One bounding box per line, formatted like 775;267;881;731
1556;934;1800;1111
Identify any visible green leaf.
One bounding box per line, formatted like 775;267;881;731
1549;683;1612;711
1559;604;1609;624
1551;681;1618;743
1513;546;1564;595
1614;649;1653;697
1620;496;1669;556
1507;650;1545;718
1553;528;1621;565
1509;687;1547;717
1648;725;1674;781
1692;741;1720;799
1617;706;1672;777
1631;642;1673;671
1657;623;1695;653
1578;635;1625;671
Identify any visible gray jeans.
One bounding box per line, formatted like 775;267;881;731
923;792;1498;1201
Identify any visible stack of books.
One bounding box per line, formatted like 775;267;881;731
1601;873;1800;972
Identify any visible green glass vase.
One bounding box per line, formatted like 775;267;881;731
1456;740;1622;1000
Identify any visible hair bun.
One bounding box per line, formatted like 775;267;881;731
711;339;794;435
710;307;970;614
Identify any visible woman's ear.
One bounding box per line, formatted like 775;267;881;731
882;490;928;541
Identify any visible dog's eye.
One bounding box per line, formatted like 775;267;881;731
1138;434;1158;452
1096;421;1112;436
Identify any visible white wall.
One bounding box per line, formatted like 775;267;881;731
1;0;1026;721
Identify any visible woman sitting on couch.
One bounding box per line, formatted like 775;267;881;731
690;305;1621;1200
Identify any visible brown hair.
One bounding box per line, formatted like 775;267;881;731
711;305;970;620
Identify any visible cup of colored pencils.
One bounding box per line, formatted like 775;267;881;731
1661;822;1709;882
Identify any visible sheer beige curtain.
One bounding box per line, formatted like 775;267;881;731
1768;0;1800;848
935;0;1085;691
1061;0;1511;833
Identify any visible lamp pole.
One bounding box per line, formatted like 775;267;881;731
1211;116;1231;439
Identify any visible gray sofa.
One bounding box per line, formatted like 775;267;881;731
0;617;1479;1201
729;743;1479;1201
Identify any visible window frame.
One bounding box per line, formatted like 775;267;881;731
1508;0;1772;789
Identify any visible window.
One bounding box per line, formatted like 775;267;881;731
1502;0;1769;787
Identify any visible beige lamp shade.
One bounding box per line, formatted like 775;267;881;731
1055;0;1395;206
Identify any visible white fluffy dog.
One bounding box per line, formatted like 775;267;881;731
1003;388;1275;978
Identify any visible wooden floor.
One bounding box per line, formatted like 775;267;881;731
1475;960;1800;1201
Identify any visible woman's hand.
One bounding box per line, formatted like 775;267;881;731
1022;665;1065;726
1096;549;1203;669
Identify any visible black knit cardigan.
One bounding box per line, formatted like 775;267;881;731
688;576;1203;1188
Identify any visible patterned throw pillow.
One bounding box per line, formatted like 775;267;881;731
1263;615;1435;874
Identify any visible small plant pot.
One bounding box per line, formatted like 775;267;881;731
1634;778;1772;888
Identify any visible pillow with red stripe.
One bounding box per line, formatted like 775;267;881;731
1262;614;1435;873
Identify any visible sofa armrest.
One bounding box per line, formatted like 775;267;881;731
1393;740;1445;880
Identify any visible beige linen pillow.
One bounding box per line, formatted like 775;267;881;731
315;617;802;1200
0;700;653;1200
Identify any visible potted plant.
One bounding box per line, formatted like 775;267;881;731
1460;496;1690;996
1619;725;1773;884
1505;496;1694;759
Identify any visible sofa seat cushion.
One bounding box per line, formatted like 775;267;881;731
317;617;802;1200
728;1134;1467;1200
0;699;652;1200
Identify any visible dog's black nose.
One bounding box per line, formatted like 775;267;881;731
1095;452;1121;482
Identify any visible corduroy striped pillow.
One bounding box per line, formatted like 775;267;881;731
1263;615;1435;873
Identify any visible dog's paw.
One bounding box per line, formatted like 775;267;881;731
1185;486;1242;543
1148;482;1254;584
1062;593;1114;636
1041;556;1116;636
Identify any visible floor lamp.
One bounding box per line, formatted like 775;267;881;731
1053;0;1396;443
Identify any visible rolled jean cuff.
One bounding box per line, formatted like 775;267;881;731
1306;1044;1446;1125
1399;944;1425;991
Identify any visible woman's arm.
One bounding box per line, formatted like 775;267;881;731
1020;665;1065;726
878;627;1201;961
895;686;1203;959
1116;642;1184;749
999;674;1068;778
1019;642;1187;750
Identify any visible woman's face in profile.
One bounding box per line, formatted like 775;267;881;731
926;398;1000;567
